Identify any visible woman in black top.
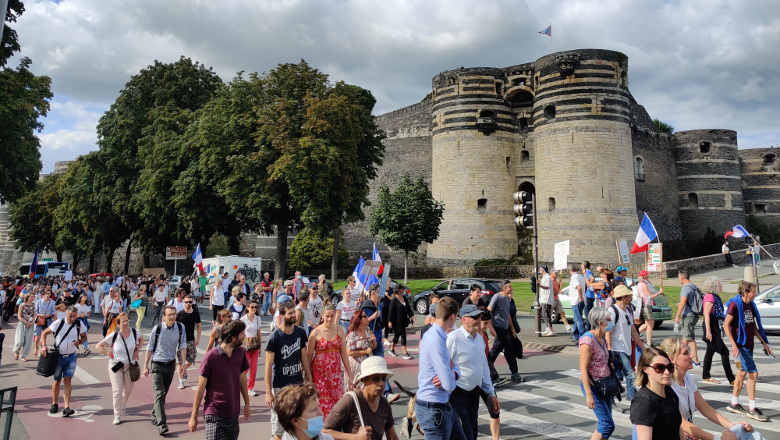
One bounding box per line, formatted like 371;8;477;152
386;287;415;360
630;346;684;440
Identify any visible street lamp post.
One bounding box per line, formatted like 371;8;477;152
0;0;8;38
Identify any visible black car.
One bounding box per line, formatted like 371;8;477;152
413;278;504;315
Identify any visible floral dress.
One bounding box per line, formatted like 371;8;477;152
346;328;374;389
312;334;344;419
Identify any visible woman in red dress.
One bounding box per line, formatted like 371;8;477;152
307;299;353;418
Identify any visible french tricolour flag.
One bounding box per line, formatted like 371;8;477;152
192;243;204;274
351;257;367;297
366;243;383;288
725;225;750;238
631;213;658;254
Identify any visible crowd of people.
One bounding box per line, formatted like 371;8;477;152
0;262;773;439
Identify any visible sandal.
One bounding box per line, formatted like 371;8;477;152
20;357;27;362
14;354;18;361
702;378;720;384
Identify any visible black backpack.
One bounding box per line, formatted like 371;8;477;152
151;322;183;355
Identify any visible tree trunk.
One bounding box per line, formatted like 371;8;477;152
143;254;151;269
105;247;116;274
404;250;408;285
124;239;132;274
72;252;82;273
331;227;340;283
275;212;290;280
228;234;241;255
56;251;63;262
89;254;95;274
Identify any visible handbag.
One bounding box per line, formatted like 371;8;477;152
119;329;141;382
36;320;77;378
36;303;47;326
244;316;262;350
131;299;143;309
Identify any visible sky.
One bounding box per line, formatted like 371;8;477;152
8;0;780;173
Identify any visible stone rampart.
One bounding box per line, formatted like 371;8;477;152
739;148;780;224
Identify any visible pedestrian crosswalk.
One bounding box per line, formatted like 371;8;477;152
465;367;780;439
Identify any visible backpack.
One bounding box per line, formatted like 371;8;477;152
151;321;183;355
111;328;138;347
687;286;706;316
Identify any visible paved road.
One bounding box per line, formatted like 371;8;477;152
2;302;780;439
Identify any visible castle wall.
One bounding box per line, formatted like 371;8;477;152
739;148;780;224
532;49;639;263
674;129;745;237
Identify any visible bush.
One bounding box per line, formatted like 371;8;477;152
746;215;780;244
288;227;350;270
205;234;230;258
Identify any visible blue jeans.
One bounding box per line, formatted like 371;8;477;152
738;346;757;373
262;293;272;314
615;351;636;400
572;302;585;340
581;382;614;438
415;401;467;440
54;352;78;381
339;321;350;333
584;297;595;331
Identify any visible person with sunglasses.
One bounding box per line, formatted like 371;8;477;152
659;337;755;440
579;307;616;440
240;300;262;396
630;346;684;440
345;309;377;390
176;294;202;389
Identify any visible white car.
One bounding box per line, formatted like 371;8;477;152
168;276;181;292
754;284;780;331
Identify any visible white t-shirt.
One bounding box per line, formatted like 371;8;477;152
722;243;729;254
241;314;262;339
168;298;185;313
221;278;231;292
153;289;168;303
104;298;123;314
569;273;586;305
348;287;362;303
607;304;632;355
539;274;553;304
307;294;323;327
48;318;82;356
211;285;225;307
75;304;90;318
670;372;698;422
102;329;138;364
337;301;356;322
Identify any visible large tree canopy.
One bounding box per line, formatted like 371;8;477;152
8;172;63;260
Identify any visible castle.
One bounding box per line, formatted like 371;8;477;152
1;49;778;275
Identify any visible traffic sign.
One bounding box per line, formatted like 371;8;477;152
166;246;188;260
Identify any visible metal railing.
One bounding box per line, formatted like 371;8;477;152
0;386;17;440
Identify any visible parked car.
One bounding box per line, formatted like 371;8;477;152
558;278;673;328
168;276;181;291
413;278;504;315
754;283;780;330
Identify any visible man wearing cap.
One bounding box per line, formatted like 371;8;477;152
306;281;323;332
606;285;646;401
487;281;523;383
538;265;555;336
613;266;627;286
447;304;500;440
323;356;400;440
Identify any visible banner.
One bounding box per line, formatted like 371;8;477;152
617;240;630;265
646;243;663;272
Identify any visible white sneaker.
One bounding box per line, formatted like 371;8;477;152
121;405;126;416
178;379;185;389
248;389;258;397
541;329;551;336
113;416;121;425
548;329;557;336
383;340;391;346
566;325;572;332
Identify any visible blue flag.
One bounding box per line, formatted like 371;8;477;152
539;25;551;36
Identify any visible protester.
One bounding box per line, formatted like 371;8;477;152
207;309;233;351
361;284;399;403
675;269;703;366
605;285;646;401
144;305;187;435
336;286;356;334
723;240;737;267
188;320;251;440
700;276;736;385
168;288;187;313
34;289;56;356
386;287;415;359
296;289;311;334
95;312;143;424
629;346;684;440
478;308;505;433
579;307;615;440
447;304;499;440
39;306;87;417
75;293;91;354
323;356;399;440
307;299;352;418
266;301;313;440
229;291;247;320
424;293;440;327
659;337;754;440
210;277;226;326
277;383;335;440
260;272;274;316
240;300;263;396
487;281;522;383
12;292;35;361
132;285;147;331
538;265;555;336
102;287;123;336
551;269;571;332
151;283;168;325
345;275;361;303
637;270;663;346
724;281;772;421
176;294;202;389
590;268;614;308
582;261;596;331
568;264;587;341
307;283;324;332
381;282;393;346
414;296;466;438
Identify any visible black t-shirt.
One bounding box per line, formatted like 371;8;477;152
629;386;682;440
181;282;191;295
420;323;433;339
266;326;308;388
462;296;489;308
56;295;77;309
176;308;201;342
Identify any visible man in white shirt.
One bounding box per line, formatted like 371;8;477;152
723;241;737;267
538;265;554;336
447;304;500;440
39;307;87;417
605;285;646;401
168;288;186;313
568;264;587;341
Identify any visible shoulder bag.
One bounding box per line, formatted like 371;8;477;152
244;316;262;351
36;320;77;377
123;329;141;382
36;301;47;326
584;332;624;402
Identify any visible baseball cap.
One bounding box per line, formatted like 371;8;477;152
459;304;482;318
309;282;318;289
540;264;549;273
283;280;294;287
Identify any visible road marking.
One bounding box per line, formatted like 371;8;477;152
74;365;101;385
477;404;599;440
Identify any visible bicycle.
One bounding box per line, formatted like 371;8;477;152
238;265;262;283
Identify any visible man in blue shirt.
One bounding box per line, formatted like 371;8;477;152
582;261;596;330
416;296;466;439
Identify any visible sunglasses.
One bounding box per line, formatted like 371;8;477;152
184;301;193;304
648;363;675;374
248;306;258;309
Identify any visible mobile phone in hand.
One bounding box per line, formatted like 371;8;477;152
764;348;776;359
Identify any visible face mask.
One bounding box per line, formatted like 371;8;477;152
300;415;324;437
604;321;614;332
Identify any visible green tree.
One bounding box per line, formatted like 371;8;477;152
8;173;64;260
288;227;349;271
653;118;674;134
746;215;780;245
204;234;230;258
0;0;52;203
369;174;444;283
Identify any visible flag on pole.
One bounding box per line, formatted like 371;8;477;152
631;213;658;254
366;243;383;288
29;246;40;278
350;257;367;301
192;243;204;274
724;225;750;238
539;25;551;36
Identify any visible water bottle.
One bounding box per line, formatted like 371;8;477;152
673;322;679;333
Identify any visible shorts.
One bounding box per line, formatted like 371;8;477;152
177;340;197;364
738;346;757;374
212;305;225;322
204;414;240;440
552;299;564;315
270;387;283;435
682;315;699;341
640;303;654;321
54;352;78;381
